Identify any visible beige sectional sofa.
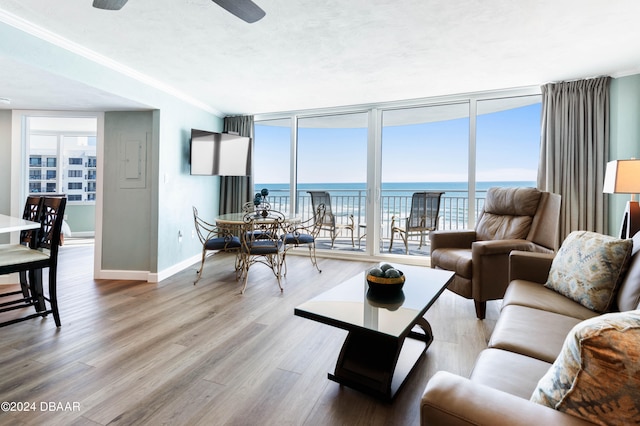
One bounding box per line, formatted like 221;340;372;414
421;231;640;425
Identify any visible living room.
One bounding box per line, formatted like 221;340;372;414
1;1;640;425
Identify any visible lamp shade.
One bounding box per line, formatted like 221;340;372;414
603;159;640;194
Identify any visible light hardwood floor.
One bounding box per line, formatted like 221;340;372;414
0;245;499;426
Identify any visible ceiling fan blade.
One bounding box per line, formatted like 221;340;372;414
92;0;128;10
211;0;266;23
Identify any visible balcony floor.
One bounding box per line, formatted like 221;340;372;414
314;236;431;256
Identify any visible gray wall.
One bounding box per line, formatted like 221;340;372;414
102;111;155;271
155;106;223;273
0;110;11;216
0;110;11;244
100;107;222;275
609;75;640;236
65;205;96;235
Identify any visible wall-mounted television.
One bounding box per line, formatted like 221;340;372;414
190;129;252;176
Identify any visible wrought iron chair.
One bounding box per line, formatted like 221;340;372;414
238;209;287;294
307;191;354;248
281;204;326;274
0;196;67;327
389;191;444;254
192;206;241;284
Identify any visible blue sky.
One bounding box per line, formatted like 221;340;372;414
254;102;541;184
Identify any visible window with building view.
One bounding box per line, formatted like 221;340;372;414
26;117;97;203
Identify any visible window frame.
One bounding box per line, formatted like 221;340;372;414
254;86;542;261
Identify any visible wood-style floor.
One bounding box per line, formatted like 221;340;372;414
0;244;499;426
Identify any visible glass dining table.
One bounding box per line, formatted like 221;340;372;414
215;212;301;226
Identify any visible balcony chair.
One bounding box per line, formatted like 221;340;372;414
281;204;326;274
307;191;354;248
429;187;561;319
238;209;287;294
0;196;67;327
192;206;241;284
389;191;444;254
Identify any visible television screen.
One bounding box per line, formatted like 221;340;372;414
190;130;252;176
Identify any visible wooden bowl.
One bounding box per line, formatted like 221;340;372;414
366;271;405;294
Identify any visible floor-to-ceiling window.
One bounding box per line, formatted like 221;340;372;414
297;113;368;250
254;118;292;211
254;88;542;260
475;95;542;220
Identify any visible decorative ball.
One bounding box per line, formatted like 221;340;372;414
261;188;269;196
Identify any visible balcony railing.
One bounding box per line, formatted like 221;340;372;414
258;188;488;252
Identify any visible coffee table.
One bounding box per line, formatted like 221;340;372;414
294;264;454;401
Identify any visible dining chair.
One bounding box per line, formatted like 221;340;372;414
389;191;444;254
17;196;44;300
281;204;326;274
192;206;241;284
238;209;286;294
307;191;354;248
0;196;67;327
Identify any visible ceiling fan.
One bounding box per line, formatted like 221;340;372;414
92;0;266;23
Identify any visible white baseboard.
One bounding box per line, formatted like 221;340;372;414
153;254;201;283
95;269;150;281
96;254;200;283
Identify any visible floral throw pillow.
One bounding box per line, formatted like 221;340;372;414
545;231;632;313
530;311;640;425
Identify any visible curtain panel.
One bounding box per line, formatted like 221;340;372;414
538;76;611;242
220;115;254;215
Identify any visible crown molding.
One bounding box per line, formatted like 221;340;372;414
0;8;223;117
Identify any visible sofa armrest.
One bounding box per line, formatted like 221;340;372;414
429;230;477;251
471;239;536;256
421;371;594;426
509;250;555;284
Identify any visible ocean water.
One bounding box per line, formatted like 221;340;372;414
255;181;536;198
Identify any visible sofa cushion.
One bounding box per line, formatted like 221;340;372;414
530;311;640;425
503;279;597;320
488;304;587;363
616;231;640;312
545;231;632;313
470;348;552;399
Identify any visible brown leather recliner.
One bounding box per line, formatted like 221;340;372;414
429;187;561;319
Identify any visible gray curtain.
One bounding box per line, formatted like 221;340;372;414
219;115;254;215
537;76;610;241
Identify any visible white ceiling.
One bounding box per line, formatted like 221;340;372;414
0;0;639;116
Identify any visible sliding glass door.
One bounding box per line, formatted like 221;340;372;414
254;89;542;260
381;103;470;255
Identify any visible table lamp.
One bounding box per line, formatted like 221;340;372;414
603;159;640;238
